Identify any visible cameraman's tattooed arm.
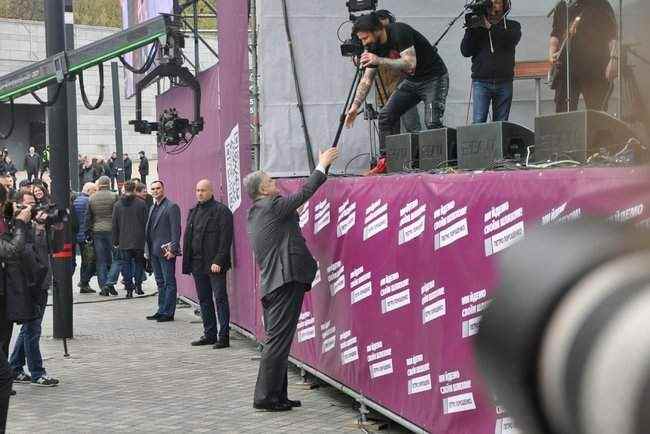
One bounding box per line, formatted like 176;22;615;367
379;46;417;73
352;68;378;108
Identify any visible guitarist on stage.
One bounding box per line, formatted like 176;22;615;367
549;0;618;113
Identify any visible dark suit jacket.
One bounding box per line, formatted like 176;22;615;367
145;197;181;257
247;170;326;298
182;198;234;275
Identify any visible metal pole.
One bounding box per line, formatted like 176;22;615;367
565;0;571;111
193;0;200;74
535;78;541;116
617;0;623;118
250;0;261;170
111;62;125;188
65;0;79;191
45;0;74;340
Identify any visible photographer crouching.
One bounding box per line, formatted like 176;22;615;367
461;0;521;123
344;13;449;154
0;184;34;431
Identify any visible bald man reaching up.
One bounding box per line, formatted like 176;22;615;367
182;179;234;349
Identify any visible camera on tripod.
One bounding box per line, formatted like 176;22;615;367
465;0;492;29
340;0;378;57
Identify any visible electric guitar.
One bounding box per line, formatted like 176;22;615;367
548;14;582;90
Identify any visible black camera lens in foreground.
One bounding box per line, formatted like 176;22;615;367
475;221;650;434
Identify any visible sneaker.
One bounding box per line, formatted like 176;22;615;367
14;372;32;383
31;376;59;387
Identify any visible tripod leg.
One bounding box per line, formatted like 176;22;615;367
333;66;363;149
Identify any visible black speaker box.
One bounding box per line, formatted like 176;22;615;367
534;110;637;163
457;122;535;170
417;128;457;170
385;133;418;173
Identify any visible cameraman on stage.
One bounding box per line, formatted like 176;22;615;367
461;0;521;123
344;13;449;154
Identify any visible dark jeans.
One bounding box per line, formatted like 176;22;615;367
401;104;422;133
9;314;46;380
0;349;12;433
555;76;611;113
192;272;229;341
151;255;177;318
93;232;112;288
378;74;449;153
472;80;514;123
107;249;144;288
254;282;307;405
78;242;96;287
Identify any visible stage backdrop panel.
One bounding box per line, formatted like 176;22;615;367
257;0;642;176
273;167;650;432
157;0;257;333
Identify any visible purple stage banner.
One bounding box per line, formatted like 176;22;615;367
271;168;650;433
155;3;650;431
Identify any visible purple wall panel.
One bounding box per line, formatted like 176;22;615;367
157;0;256;332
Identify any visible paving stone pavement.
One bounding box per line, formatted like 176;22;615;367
6;277;412;433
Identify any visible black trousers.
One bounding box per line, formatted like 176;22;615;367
253;282;306;405
0;295;13;432
555;75;611;113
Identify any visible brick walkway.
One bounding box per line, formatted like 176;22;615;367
6;279;411;433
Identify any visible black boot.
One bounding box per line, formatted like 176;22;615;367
134;284;144;295
107;285;118;296
99;287;110;296
126;289;133;299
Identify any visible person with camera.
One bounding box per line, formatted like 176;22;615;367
364;10;423;134
7;187;60;388
0;184;32;430
244;148;339;412
461;0;521;123
549;0;618;113
344;13;449;154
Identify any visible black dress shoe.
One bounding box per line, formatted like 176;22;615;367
125;290;133;299
213;338;230;349
146;313;161;320
156;316;174;322
253;401;292;412
191;336;217;346
134;285;144;295
282;399;302;408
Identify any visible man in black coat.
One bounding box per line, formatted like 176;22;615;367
145;181;181;322
182;180;234;348
123;154;133;181
138;151;149;186
107;180;148;298
244;147;338;412
24;147;41;183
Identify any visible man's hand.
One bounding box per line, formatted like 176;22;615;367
360;52;380;68
483;16;492;30
211;264;222;274
319;148;340;169
16;206;32;223
344;104;360;128
606;58;618;81
549;51;560;64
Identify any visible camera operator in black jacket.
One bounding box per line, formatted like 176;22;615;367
461;0;521;123
0;184;33;432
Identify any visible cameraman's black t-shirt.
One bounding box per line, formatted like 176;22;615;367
374;22;447;82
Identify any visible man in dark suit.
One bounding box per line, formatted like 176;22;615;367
24;147;41;183
138;151;149;186
244;147;338;412
145;181;182;322
123;154;133;181
182;180;234;349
